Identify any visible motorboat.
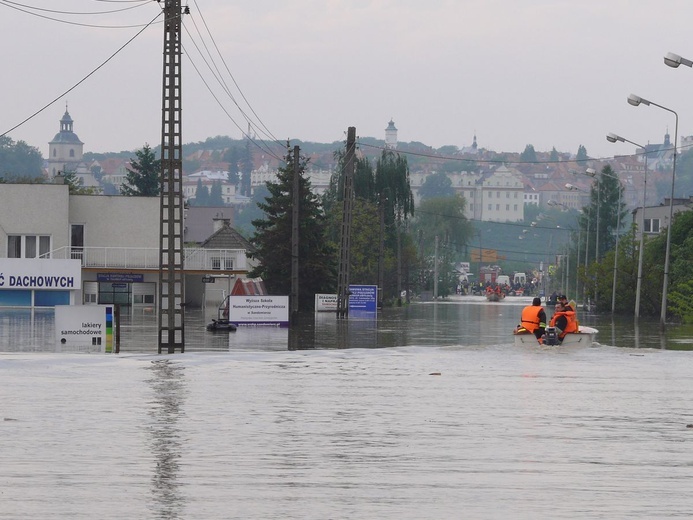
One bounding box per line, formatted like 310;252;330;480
513;325;598;347
206;295;237;332
486;292;505;302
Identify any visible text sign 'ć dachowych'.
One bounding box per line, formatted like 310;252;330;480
0;258;81;290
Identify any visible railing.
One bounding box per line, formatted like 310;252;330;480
42;247;247;271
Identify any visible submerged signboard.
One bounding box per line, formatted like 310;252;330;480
54;305;115;352
228;295;289;326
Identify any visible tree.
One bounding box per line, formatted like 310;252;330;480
375;149;415;303
249;147;336;310
121;144;160;196
61;170;99;195
0;135;43;179
576;145;588;163
223;146;241;185
550;147;560;162
418;171;454;200
193;178;209;206
411;195;472;295
520;144;537;163
209;180;224;206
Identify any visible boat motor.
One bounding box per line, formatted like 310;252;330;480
544;326;560;346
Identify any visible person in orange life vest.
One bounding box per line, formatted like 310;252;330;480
557;294;574;312
550;301;578;341
519;297;547;342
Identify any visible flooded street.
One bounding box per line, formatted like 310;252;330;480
2;297;693;518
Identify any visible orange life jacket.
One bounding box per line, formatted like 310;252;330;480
550;310;578;337
521;305;544;333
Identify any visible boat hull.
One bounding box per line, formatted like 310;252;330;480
513;326;598;347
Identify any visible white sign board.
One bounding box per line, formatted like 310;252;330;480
315;293;338;312
228;295;289;326
0;258;81;290
55;305;115;352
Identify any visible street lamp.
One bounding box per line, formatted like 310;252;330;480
627;93;678;327
606;132;648;318
548;199;581;304
567;183;590;308
664;52;693;68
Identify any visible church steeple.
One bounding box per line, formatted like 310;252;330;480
48;105;85;178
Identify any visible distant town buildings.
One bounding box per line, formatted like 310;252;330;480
32;110;690;230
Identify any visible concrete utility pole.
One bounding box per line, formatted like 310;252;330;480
158;0;185;354
337;127;356;318
290;145;300;324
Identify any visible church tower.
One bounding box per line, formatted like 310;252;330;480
385;119;398;149
47;106;84;178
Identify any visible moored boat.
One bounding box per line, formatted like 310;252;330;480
513;325;598;347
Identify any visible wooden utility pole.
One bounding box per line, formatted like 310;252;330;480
290;145;300;325
336;127;355;318
157;0;185;354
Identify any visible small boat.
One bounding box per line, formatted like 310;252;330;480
513;325;598;347
206;295;237;332
486;292;505;302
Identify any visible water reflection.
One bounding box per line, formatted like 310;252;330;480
0;296;691;352
145;359;187;519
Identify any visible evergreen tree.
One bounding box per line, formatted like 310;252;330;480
576;145;589;163
194;179;210;206
520;144;537;163
121;144;160;196
249;147;336;309
209;180;224;206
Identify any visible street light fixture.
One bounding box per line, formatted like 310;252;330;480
566;183;591;308
664;52;693;68
606;132;648;318
627;93;678;327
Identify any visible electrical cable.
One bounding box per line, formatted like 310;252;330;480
1;10;163;139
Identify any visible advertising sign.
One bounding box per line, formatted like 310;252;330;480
315;293;338;312
55;305;114;352
348;285;378;313
0;258;81;290
228;295;289;326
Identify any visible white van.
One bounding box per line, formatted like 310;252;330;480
496;275;510;286
513;273;527;286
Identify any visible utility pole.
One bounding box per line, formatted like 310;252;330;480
337;127;355;318
157;0;185;354
433;235;439;298
290;145;300;325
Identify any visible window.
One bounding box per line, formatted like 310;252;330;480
506;192;510;198
71;224;84;259
487;204;492;211
69;149;75;158
488;192;492;198
506;204;510;211
644;218;660;233
514;204;518;211
7;235;51;258
496;204;500;211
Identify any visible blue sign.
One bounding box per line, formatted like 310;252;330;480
348;285;378;313
97;273;144;283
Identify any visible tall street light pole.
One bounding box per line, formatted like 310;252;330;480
607;133;648;318
627;94;678;327
566;183;590;308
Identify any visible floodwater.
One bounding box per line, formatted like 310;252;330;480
2;296;693;519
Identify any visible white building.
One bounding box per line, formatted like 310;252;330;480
0;184;253;309
385;119;398;149
410;165;525;222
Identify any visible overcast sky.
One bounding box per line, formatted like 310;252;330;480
3;0;693;161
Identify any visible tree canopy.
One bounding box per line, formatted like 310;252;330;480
121;144;160;196
248;147;336;309
0;135;44;179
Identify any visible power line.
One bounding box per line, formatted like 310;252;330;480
0;0;156;28
1;10;163;139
